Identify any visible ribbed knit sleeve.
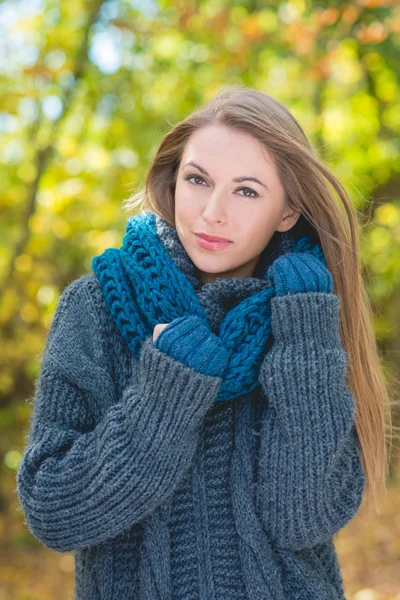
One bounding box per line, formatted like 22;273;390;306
257;291;366;551
16;277;223;553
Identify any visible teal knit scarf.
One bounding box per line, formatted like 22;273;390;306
92;210;326;402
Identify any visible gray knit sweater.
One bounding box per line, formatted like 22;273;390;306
16;223;365;600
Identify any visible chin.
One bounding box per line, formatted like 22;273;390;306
192;254;229;272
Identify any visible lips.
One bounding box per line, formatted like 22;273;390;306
194;233;232;243
194;234;232;251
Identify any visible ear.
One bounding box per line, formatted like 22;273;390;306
275;206;301;233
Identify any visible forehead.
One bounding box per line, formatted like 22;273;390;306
181;126;274;168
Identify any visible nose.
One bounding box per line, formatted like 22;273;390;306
201;191;227;223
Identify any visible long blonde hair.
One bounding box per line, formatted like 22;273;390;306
123;85;396;514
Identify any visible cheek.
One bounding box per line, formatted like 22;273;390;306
238;213;275;249
174;189;187;218
175;193;198;224
175;203;193;226
239;214;265;238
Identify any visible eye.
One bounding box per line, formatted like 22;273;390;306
237;187;259;199
184;174;259;198
184;174;207;186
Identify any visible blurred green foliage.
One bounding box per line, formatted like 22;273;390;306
0;0;399;597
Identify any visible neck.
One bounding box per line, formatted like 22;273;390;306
196;256;260;284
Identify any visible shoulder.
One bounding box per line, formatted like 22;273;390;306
44;273;120;374
33;273;122;413
55;273;104;312
51;273;112;328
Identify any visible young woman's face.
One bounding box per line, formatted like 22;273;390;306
174;125;300;283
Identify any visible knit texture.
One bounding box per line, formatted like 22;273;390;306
91;211;328;401
153;316;229;377
267;252;334;296
15;213;366;600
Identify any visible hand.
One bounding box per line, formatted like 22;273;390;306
267;253;333;296
152;316;229;378
153;323;169;342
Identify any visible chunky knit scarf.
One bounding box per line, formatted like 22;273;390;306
92;210;326;402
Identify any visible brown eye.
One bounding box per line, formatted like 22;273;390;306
185;174;206;186
238;187;258;198
185;175;258;198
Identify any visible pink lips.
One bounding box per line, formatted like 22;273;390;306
195;234;232;251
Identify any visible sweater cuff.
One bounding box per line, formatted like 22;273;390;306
138;337;223;417
271;292;343;348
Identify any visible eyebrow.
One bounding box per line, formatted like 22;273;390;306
183;161;269;191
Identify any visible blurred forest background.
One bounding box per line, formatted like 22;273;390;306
1;0;400;598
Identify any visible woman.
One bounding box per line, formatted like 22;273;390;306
16;86;391;599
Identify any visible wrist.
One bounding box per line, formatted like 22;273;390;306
270;292;343;348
